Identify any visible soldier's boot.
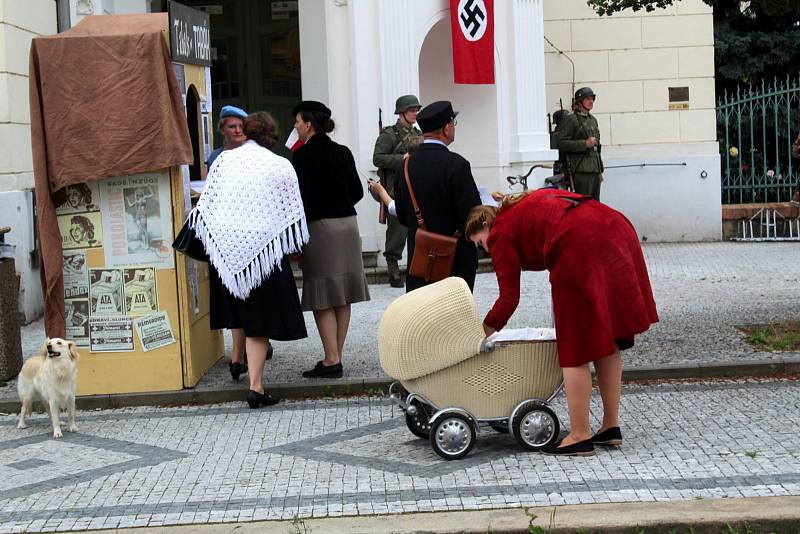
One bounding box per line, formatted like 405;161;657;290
387;259;403;288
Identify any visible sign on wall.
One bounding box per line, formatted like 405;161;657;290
168;1;212;66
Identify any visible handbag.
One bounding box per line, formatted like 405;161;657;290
403;157;459;283
172;215;209;262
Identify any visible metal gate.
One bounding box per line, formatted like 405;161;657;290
717;77;800;204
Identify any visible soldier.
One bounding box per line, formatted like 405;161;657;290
557;87;604;200
372;95;423;287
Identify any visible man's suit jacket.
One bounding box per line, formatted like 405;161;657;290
394;142;481;292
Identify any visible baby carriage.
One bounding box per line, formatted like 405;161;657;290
379;277;564;460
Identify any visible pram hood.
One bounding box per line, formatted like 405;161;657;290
378;277;486;381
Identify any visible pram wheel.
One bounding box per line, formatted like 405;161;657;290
430;412;476;460
489;421;510;434
404;400;432;439
512;402;559;451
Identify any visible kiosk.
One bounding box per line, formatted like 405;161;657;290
30;8;222;395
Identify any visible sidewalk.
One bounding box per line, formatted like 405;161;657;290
1;242;799;411
0;377;798;532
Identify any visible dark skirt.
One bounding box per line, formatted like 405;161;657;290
210;256;307;340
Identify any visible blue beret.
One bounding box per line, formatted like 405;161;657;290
220;105;247;120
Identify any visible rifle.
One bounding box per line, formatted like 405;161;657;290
377;108;387;224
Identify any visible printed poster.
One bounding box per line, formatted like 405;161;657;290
63;251;89;300
55;182;101;215
65;299;90;347
134;311;176;352
89;316;134;352
99;172;175;268
89;268;124;317
58;212;103;250
123;267;158;316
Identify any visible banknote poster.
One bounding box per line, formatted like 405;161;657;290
55;182;101;215
65;299;90;347
89;268;124;316
89;316;134;352
99;172;175;268
123;267;158;316
134;311;176;352
62;250;89;300
58;212;103;250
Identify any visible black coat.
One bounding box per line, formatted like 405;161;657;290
292;133;364;222
394;142;481;291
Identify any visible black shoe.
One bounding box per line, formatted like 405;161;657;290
229;360;248;381
389;275;404;288
246;390;280;409
542;437;595;457
302;361;343;378
592;426;622;446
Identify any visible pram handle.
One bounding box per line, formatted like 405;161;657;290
480;337;495;353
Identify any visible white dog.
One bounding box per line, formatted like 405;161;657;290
17;337;79;438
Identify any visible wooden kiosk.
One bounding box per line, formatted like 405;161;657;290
30;8;223;395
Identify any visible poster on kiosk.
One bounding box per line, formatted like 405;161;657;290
30;3;223;395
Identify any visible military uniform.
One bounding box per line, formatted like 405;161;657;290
372;96;422;285
557;111;603;200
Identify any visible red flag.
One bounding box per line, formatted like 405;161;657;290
450;0;494;84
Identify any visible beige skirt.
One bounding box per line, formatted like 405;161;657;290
301;216;370;311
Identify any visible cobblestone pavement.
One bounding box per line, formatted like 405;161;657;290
1;242;798;401
0;377;797;532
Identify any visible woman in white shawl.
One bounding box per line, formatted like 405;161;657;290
191;112;309;408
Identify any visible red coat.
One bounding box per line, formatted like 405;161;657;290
484;188;658;367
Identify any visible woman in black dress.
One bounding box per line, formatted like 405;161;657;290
193;111;309;408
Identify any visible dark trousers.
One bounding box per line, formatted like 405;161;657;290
573;172;602;200
383;172;407;264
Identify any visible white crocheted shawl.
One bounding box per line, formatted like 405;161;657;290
190;140;309;299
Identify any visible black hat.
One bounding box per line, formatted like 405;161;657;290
416;100;458;133
292;100;331;117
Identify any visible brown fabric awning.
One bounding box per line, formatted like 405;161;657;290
30;13;193;336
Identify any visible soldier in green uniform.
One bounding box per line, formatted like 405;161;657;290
557;87;604;200
372;95;423;287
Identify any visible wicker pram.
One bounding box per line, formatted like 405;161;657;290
379;277;564;460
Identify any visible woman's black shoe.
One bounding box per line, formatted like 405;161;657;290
229;360;248;381
246;390;280;409
302;361;343;378
542;437;595;457
592;426;623;446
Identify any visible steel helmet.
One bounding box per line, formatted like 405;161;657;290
574;87;596;102
394;94;422;114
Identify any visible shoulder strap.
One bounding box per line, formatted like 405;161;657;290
403;156;426;230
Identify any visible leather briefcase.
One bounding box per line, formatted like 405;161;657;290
403;157;459;283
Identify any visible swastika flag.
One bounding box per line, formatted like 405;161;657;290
450;0;494;84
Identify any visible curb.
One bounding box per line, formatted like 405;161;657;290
84;496;800;533
0;357;797;414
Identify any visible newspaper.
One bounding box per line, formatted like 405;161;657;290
63;250;89;300
134;311;176;352
89;316;134;352
89;268;124;316
58;212;103;250
65;299;90;347
55;182;101;215
99;171;175;268
123;267;158;316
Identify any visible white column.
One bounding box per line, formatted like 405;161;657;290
510;0;555;161
377;0;420;122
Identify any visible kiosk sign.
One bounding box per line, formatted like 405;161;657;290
168;1;211;66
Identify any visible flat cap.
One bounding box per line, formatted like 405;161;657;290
292;100;332;117
220;105;247;120
416;100;458;133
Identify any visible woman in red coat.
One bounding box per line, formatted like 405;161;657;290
465;188;658;456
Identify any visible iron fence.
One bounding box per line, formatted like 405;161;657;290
716;77;800;204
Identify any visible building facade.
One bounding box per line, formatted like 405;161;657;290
0;0;720;322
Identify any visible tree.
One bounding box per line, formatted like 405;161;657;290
586;0;800;95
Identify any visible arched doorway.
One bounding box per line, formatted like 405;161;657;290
418;15;499;176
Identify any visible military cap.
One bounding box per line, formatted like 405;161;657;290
220;105;248;120
574;87;596;102
416;100;458;133
292;100;332;117
394;95;421;114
